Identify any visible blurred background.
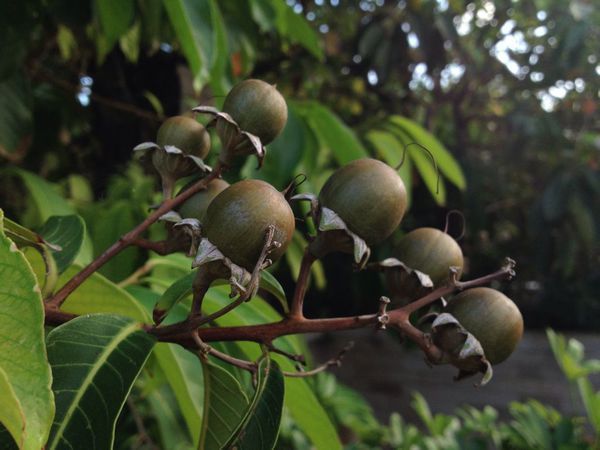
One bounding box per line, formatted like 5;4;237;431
0;0;599;447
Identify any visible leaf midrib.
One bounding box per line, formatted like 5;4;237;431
48;320;141;450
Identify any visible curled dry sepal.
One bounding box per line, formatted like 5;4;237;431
133;141;212;198
428;313;493;386
292;193;371;269
193;106;266;168
192;238;255;299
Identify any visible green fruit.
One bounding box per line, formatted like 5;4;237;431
319;158;407;245
394;227;463;286
177;179;230;222
444;287;523;365
157;116;211;158
204;179;295;271
222;79;288;145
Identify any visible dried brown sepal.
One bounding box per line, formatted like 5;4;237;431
311;207;371;269
429;312;494;387
133;142;212;199
193;106;265;168
192;237;252;298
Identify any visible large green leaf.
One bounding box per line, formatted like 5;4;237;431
389;115;466;191
302;102;368;165
229;358;285;450
198;360;249;450
38;215;86;274
57;265;149;321
46;314;155;450
11;169;93;265
153;344;203;444
146;382;193;450
0;210;54;450
275;3;323;60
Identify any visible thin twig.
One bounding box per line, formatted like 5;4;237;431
282;342;354;378
266;343;306;365
127;397;161;450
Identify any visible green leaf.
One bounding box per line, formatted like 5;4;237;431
286;231;326;291
229;358;285;450
146;383;193;450
388;115;466;190
303;102;368;165
0;74;32;157
364;129;413;206
38;215;86;274
275;4;323;60
259;271;289;313
10;169;93;265
207;0;228;94
198;360;249;450
153;344;203;444
96;0;134;47
58;265;150;322
0;210;54;450
577;378;600;434
46;314;155;450
153;271;195;324
163;0;226;90
203;288;341;450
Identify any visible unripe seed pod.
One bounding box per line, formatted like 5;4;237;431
157;116;211;158
319;158;407;245
394;227;463;286
203;180;295;271
221;79;288;145
177;179;230;223
444;287;523;365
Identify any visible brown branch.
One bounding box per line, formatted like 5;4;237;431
131;238;173;255
46;165;224;309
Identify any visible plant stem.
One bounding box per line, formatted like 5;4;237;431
288;249;316;319
46;165;224;309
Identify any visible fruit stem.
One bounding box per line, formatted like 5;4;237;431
288;249;316;319
46;163;225;309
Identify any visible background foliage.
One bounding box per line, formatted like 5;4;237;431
0;0;599;448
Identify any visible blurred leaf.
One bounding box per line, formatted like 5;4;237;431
388;115;466;191
119;20;141;63
0;74;32;158
38;215;85;273
364;129;413;206
248;0;277;32
286;231;326;290
577;378;600;434
274;4;323;60
198;360;249;450
163;0;227;90
227;357;285;450
57;264;149;321
11;169;93;265
96;0;134;48
259;270;289;313
46;315;155;450
302;102;368;165
56;25;77;60
90;200;140;282
0;210;54;450
147;383;193;450
410;140;447;205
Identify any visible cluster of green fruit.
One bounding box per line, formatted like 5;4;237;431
139;78;522;374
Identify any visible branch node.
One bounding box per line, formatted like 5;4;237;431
376;296;391;330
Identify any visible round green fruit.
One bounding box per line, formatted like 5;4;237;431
157;116;211;158
177;179;230;223
394;227;463;286
444;287;523;365
222;79;288;145
319;158;407;245
203;179;295;271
